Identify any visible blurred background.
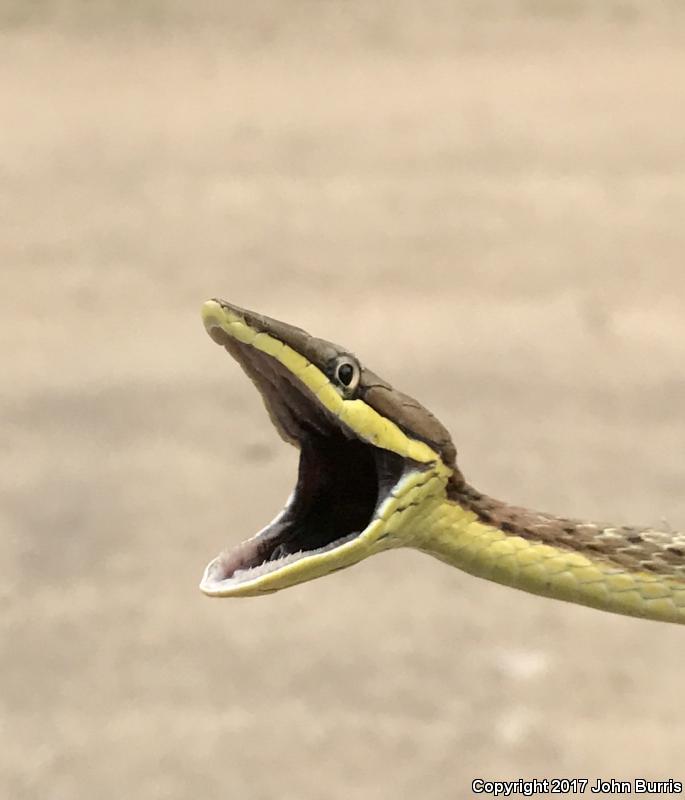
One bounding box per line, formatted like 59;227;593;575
2;2;685;798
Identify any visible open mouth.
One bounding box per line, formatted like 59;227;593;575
200;315;412;594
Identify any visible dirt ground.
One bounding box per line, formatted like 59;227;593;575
3;4;685;798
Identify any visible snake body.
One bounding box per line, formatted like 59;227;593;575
200;299;685;625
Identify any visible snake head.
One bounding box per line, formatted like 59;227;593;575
199;299;457;597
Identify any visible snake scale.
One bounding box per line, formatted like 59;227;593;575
199;299;685;625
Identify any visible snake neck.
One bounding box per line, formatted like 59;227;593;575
408;473;685;624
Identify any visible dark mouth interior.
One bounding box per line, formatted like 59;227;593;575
215;427;407;582
285;434;381;553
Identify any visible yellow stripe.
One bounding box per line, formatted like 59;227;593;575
202;300;440;464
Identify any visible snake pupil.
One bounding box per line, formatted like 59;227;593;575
337;363;354;386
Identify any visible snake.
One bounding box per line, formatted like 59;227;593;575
199;298;685;624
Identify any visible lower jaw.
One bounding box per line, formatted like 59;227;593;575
199;525;384;597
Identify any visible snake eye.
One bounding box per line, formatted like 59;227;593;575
333;356;360;394
337;363;354;385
